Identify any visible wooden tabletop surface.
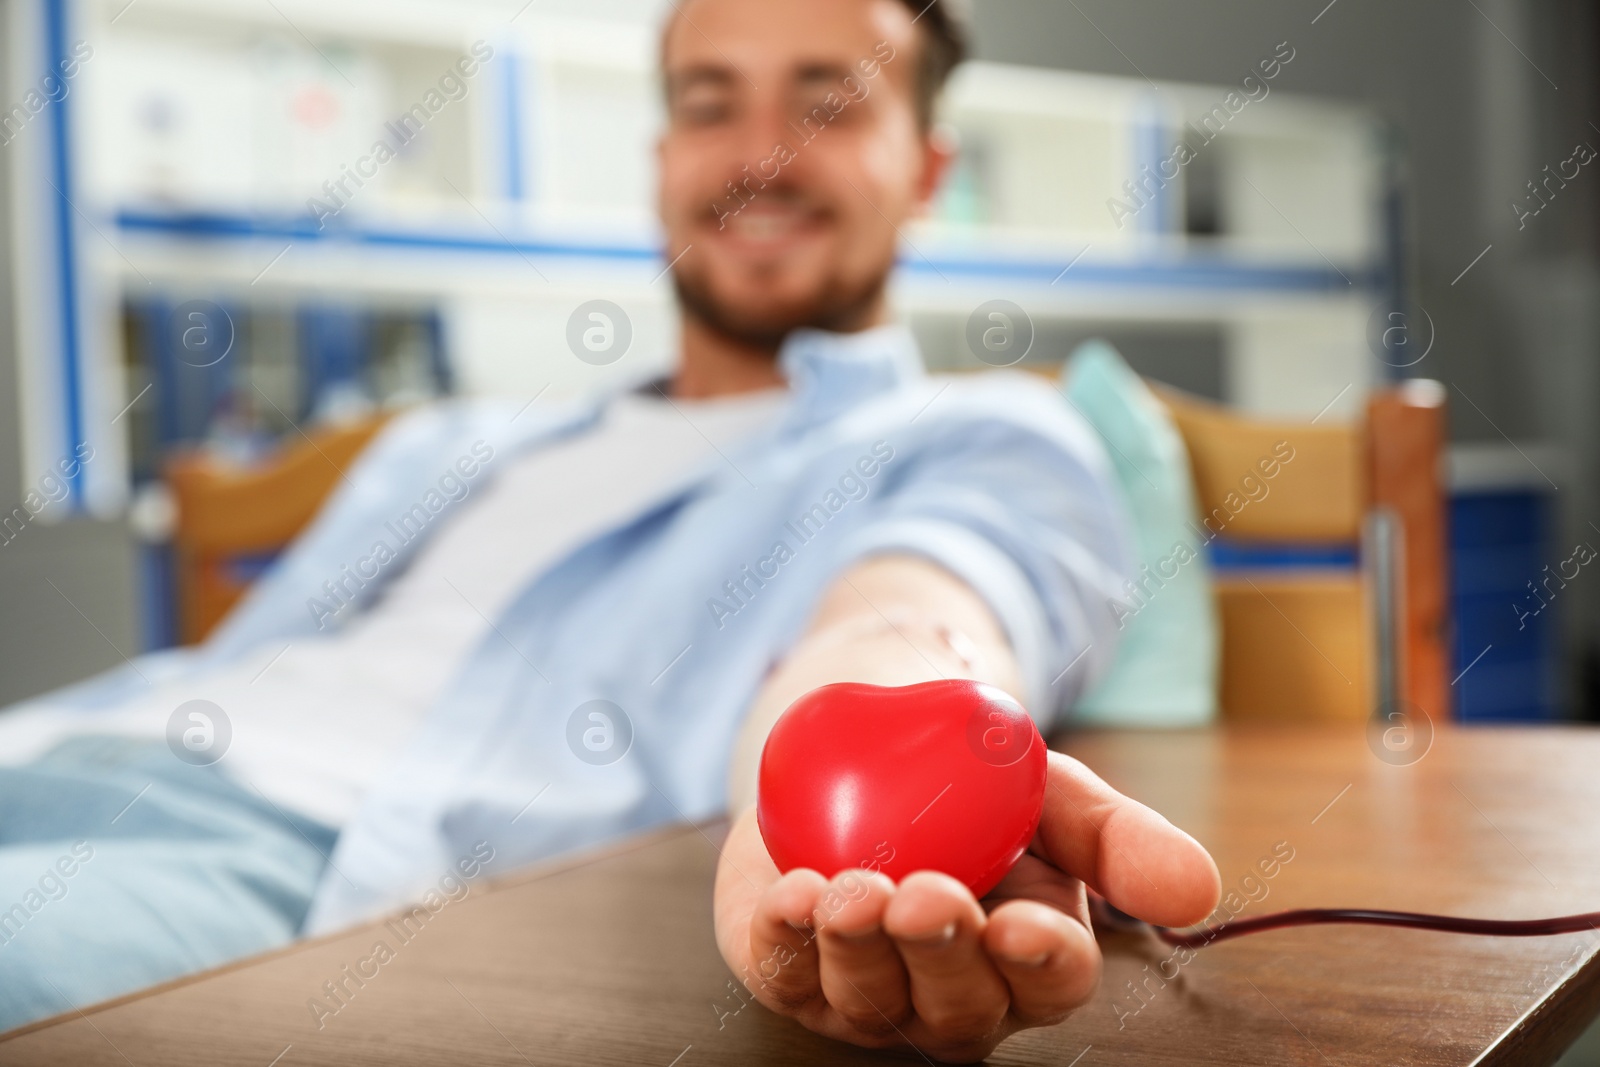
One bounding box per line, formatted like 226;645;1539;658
5;724;1600;1066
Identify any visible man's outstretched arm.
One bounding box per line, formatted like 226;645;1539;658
715;554;1221;1062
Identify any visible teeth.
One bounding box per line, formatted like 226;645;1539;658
730;209;802;240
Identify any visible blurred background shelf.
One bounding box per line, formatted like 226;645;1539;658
16;0;1397;523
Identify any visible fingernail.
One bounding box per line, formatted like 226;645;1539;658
904;922;956;946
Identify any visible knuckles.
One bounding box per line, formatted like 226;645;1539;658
918;1003;1009;1049
748;976;821;1015
833;1002;908;1038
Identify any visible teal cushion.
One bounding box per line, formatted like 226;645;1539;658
1060;341;1219;725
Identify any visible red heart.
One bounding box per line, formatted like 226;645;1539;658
756;680;1047;898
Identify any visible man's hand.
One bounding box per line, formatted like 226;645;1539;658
713;749;1220;1063
716;554;1220;1059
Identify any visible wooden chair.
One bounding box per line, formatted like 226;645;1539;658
167;416;391;644
1156;381;1451;723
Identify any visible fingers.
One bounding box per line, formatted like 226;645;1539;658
1034;751;1221;928
984;898;1100;1026
742;862;1099;1058
884;871;1009;1049
745;868;827;1012
813;870;908;1035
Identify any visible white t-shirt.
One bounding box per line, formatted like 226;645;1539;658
0;388;790;827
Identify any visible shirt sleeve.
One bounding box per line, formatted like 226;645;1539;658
834;381;1136;732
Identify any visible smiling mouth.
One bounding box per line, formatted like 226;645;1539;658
710;197;831;246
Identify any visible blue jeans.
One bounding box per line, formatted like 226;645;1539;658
0;736;334;1032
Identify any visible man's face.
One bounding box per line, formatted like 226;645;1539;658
658;0;948;348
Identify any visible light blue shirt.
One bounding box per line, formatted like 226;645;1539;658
20;326;1135;931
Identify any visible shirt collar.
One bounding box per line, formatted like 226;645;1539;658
777;323;926;431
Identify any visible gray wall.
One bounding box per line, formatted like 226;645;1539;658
966;0;1599;437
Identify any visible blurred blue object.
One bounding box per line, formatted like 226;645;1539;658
1450;489;1562;721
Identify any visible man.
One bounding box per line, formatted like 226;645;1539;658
0;0;1218;1055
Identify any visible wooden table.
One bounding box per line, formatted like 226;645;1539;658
5;725;1600;1065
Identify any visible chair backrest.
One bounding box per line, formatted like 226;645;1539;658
167;416;391;644
1156;382;1450;723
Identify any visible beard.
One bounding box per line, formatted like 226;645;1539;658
671;257;890;352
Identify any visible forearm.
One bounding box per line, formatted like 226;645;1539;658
726;555;1025;813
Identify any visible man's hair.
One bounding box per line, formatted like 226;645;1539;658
660;0;969;131
896;0;969;129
